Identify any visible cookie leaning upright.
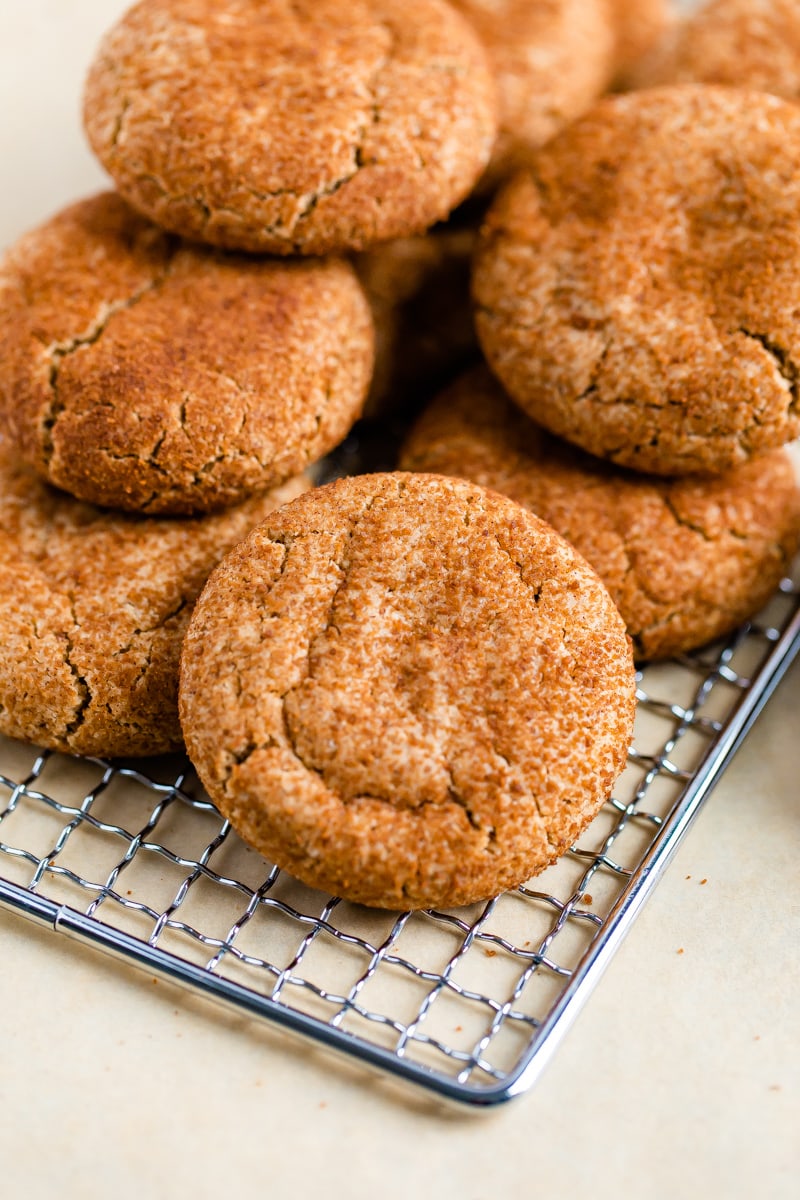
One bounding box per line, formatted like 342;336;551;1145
83;0;497;255
0;193;373;513
473;86;800;475
179;472;636;910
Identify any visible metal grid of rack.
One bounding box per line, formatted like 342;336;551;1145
1;550;798;1106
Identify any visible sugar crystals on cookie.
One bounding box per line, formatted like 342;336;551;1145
83;0;498;254
0;193;373;513
179;472;636;910
473;85;800;476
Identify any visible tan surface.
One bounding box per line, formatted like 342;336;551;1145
474;85;800;475
0;5;797;1198
83;0;497;254
180;472;634;908
0;192;372;513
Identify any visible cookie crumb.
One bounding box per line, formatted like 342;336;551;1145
700;878;708;885
582;892;593;904
677;947;684;955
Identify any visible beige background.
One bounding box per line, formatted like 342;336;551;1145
0;3;798;1197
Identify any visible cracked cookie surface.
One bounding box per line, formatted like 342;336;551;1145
473;86;800;475
179;471;635;910
400;368;800;660
450;0;615;187
83;0;497;255
0;443;308;758
0;193;373;513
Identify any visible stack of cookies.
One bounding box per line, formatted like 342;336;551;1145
0;0;500;762
1;0;797;911
401;82;800;662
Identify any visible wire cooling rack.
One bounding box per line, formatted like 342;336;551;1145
1;479;798;1108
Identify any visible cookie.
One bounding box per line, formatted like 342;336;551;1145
609;0;673;85
630;0;800;100
400;368;800;660
354;219;478;418
83;0;497;255
0;193;373;514
179;471;636;910
0;443;308;759
473;85;800;476
450;0;615;186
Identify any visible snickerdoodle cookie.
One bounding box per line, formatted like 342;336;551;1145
0;445;307;758
354;220;478;417
0;193;372;513
609;0;673;84
83;0;497;255
473;86;800;476
631;0;800;99
450;0;615;185
179;472;636;910
400;368;800;660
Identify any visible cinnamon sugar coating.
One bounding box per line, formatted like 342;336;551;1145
400;368;800;660
179;472;635;910
0;445;308;758
83;0;497;254
0;193;373;513
473;86;800;475
632;0;800;99
451;0;615;186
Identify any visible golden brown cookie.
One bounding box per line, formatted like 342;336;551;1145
609;0;674;85
179;471;636;910
83;0;497;255
354;219;479;418
631;0;800;99
0;443;308;759
473;85;800;476
0;193;373;514
450;0;615;186
400;368;800;660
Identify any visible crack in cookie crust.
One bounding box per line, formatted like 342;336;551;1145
0;193;373;513
179;472;635;909
0;444;309;758
399;368;800;661
83;0;498;254
473;86;800;474
42;263;177;470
